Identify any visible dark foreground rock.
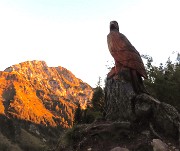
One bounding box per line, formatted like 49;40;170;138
105;76;180;140
55;120;179;151
55;71;180;151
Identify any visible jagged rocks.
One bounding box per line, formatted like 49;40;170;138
0;60;93;128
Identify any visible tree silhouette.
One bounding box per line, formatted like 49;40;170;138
143;54;180;111
73;103;82;125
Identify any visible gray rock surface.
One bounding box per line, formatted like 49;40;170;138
151;139;168;151
110;147;129;151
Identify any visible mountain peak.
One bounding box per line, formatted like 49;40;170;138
0;60;93;128
4;60;47;72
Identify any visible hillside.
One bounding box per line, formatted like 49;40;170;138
0;60;93;150
0;60;93;128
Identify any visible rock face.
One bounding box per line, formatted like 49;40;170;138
0;60;93;128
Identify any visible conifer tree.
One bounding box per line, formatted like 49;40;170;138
73;103;82;125
143;54;180;111
91;77;105;113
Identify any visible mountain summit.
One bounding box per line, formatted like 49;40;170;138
0;60;93;128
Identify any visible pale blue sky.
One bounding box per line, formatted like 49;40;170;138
0;0;180;87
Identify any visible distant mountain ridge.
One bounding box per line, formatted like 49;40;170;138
0;60;93;128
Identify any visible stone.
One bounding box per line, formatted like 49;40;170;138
110;147;129;151
151;139;168;151
153;102;180;138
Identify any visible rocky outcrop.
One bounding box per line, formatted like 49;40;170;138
56;69;180;151
104;70;180;150
104;72;180;140
0;60;93;128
